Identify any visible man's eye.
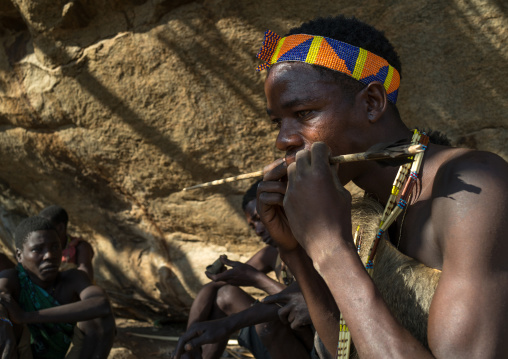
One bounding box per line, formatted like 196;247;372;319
271;118;282;129
296;110;311;118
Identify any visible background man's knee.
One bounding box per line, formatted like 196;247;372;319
215;285;240;313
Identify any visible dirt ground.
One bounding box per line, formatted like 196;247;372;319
111;318;254;358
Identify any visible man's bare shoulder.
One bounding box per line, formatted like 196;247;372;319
432;147;508;198
430;148;508;257
76;239;93;250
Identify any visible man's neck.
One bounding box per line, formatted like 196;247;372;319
352;127;417;204
353;163;400;205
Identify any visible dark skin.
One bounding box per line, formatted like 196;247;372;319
0;229;115;359
48;219;94;280
257;61;508;358
174;283;312;359
0;254;14;272
173;199;313;359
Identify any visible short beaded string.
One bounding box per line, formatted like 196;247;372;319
0;317;13;326
336;130;429;359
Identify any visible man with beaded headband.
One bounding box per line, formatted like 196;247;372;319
255;15;508;358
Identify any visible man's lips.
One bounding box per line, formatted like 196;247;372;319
40;264;59;272
284;153;296;165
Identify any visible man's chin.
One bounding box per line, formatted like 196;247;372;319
264;238;276;247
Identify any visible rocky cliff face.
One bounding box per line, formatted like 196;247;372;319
0;0;506;320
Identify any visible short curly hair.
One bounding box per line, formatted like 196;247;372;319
15;216;56;249
39;205;68;226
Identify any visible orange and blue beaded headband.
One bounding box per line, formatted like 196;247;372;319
256;30;401;104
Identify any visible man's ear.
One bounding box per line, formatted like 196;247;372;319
359;81;388;123
16;248;22;263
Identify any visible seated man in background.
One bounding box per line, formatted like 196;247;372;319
175;196;443;359
0;252;15;272
179;180;314;359
0;216;115;358
39;205;94;280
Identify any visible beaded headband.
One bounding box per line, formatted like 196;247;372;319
256;30;400;104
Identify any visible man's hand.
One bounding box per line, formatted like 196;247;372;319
0;294;25;325
171;319;232;359
257;158;300;251
263;291;311;329
205;255;262;287
284;143;353;258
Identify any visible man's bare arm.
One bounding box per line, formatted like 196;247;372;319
426;152;508;357
173;281;303;359
207;255;285;295
267;144;433;358
75;241;94;280
173;301;281;359
245;245;279;273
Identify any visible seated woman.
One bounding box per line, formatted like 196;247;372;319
0;216;115;359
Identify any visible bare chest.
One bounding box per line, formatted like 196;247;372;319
392;198;443;270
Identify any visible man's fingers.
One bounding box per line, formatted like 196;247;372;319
262;158;287;181
310;142;349;196
184;336;206;354
172;338;187;359
295;148;311;168
204;271;219;281
277;304;291;325
287;149;310;191
219;256;237;267
257;181;286;209
262;292;289;305
310;142;331;171
173;330;199;359
257;192;285;209
257;180;286;196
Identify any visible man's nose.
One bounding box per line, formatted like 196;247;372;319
275;120;302;152
255;222;265;236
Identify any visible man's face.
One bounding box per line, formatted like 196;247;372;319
265;62;366;184
244;199;275;246
16;229;62;286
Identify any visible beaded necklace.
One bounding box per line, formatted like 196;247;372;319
336;129;429;359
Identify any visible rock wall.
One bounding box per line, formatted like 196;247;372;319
0;0;506;320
